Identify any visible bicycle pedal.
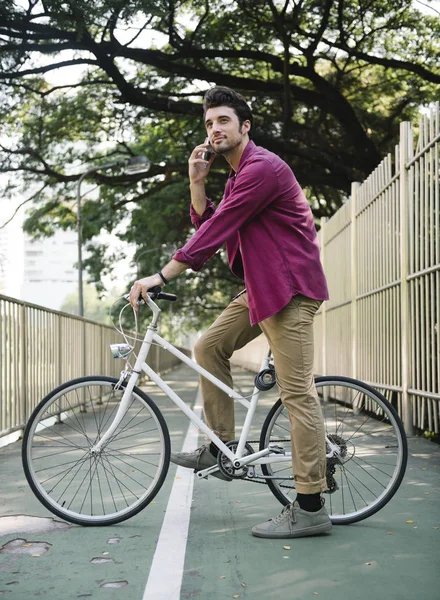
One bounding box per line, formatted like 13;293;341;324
269;444;285;454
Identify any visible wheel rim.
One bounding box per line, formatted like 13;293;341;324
263;379;406;523
24;380;167;523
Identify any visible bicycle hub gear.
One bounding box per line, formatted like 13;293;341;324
325;434;348;494
217;441;255;479
326;434;348;459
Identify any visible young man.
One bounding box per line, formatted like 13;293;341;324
129;86;331;539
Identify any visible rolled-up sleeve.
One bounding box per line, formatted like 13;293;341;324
173;158;278;271
190;199;216;229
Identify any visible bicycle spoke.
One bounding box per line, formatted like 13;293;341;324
105;413;153;446
105;447;161;470
33;425;86;450
99;453;137;505
32;447;85;461
348;457;392;487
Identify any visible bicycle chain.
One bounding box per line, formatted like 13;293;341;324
240;437;344;493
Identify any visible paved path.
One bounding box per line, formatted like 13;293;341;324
0;364;439;600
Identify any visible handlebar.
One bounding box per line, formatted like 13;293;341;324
124;285;177;304
146;286;177;302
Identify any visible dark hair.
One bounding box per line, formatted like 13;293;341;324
203;86;253;133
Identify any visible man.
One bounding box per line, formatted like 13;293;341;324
129;86;331;539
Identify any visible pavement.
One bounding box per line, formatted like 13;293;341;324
0;363;439;600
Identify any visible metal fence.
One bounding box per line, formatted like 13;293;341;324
315;103;440;435
0;294;191;439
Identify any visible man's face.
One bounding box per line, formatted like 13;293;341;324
205;106;250;155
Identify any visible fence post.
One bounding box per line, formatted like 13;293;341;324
20;303;27;424
399;121;414;435
81;318;87;411
57;314;62;385
320;217;327;376
351;183;360;380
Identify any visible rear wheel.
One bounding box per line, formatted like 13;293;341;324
22;376;170;526
259;376;408;524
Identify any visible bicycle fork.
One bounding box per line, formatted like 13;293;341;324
91;325;156;455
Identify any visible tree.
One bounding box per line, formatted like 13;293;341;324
60;284;121;323
0;0;438;327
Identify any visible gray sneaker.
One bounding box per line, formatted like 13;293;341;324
251;501;332;538
170;444;231;481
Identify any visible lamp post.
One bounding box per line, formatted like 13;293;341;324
76;156;150;316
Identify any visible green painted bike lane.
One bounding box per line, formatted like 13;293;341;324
1;364;439;600
177;371;440;600
0;366;199;600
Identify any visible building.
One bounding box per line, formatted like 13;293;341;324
0;216;24;299
22;230;78;310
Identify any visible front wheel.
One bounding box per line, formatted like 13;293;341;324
259;376;408;524
22;376;170;526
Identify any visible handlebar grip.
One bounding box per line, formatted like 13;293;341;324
147;286;177;302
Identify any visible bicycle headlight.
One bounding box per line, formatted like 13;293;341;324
110;343;132;359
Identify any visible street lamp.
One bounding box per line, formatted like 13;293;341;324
76;155;150;316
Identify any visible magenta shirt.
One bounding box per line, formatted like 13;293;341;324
173;141;329;325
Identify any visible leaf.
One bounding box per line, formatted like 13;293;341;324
433;527;439;530
31;554;41;557
23;543;33;547
283;546;291;550
220;576;226;579
406;520;414;524
387;531;393;535
233;596;240;599
103;552;109;555
241;582;246;588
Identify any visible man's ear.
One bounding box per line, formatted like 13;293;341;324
242;120;251;135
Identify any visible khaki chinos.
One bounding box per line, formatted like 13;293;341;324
193;291;327;494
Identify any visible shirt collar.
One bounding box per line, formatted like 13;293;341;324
228;140;256;179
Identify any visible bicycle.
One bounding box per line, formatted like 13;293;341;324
22;287;408;527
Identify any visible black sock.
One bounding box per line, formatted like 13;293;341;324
209;442;219;458
296;492;322;512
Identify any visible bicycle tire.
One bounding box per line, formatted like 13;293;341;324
22;376;170;526
259;376;408;524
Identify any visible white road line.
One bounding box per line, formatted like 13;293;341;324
143;394;202;600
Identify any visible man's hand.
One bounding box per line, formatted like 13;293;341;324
188;139;215;184
129;273;163;310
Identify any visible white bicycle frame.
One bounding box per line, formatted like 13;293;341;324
92;293;340;478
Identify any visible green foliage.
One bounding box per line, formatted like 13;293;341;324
60;284;121;324
0;0;438;331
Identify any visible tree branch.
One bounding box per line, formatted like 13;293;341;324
0;184;48;229
306;0;334;57
0;58;98;79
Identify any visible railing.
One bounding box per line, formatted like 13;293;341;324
316;103;440;435
0;294;191;440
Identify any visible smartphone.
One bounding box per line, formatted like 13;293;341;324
202;143;214;163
